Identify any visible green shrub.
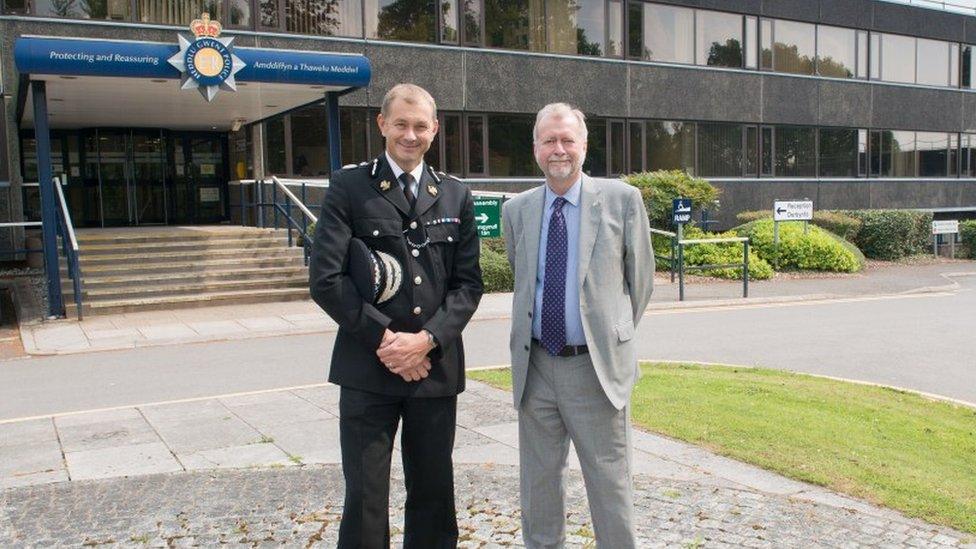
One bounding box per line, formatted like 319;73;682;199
623;170;720;229
961;220;976;259
735;210;862;241
844;210;932;260
679;227;774;280
742;219;862;272
480;245;514;293
480;236;508;256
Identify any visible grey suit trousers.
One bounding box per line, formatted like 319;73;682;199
519;341;636;549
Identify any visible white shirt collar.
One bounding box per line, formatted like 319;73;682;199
385;151;425;188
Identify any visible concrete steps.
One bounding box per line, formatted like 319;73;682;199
61;227;311;315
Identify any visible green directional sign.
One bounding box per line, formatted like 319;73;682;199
473;196;503;238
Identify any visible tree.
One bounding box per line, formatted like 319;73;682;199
705;38;742;68
376;0;436;42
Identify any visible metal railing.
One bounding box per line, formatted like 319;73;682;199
236;177;321;265
676;235;751;302
649;228;679;282
54;178;84;319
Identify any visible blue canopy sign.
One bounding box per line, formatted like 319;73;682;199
15;36;371;89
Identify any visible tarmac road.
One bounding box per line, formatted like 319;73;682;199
1;275;973;420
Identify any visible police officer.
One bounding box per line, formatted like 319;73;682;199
309;83;482;548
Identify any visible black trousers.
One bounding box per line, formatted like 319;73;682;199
337;386;459;549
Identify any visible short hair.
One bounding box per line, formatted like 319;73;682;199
380;83;438;120
533;103;588;144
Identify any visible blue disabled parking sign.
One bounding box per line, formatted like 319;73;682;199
672;198;692;225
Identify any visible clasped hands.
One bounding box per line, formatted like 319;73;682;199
377;329;434;382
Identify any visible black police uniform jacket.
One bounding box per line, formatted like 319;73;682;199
309;155;483;398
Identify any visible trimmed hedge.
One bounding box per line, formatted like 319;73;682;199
843;210;932;260
735;210;862;241
623;170;720;229
668;226;774;280
740;219;863;272
961;220;976;259
480;244;514;293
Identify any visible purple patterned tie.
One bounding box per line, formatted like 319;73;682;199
540;197;568;356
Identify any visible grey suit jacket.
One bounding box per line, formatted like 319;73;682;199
502;175;654;410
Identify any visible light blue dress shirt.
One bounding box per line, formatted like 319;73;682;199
532;177;586;346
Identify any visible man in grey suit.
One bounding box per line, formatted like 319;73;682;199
502;102;654;548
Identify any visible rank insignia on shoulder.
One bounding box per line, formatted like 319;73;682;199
379;180;391;191
341;163;358;169
428;184;438;197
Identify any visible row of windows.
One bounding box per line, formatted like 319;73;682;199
5;0;976;90
258;106;976;180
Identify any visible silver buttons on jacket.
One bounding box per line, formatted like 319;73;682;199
414;276;422;285
372;230;379;236
413;306;422;315
411;249;420;257
410;221;418;229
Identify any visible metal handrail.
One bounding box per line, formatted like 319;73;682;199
272;176;318;223
53;178;84;319
264;176;318;265
675;234;751;301
649;228;679;283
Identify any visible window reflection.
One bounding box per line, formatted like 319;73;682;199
772;19;815;75
817;25;857;78
635;3;693;63
486;0;545;51
889;130;917;177
288;0;363;36
819;128;859;177
462;0;481;44
698;123;743;177
34;0;130;19
139;0;218;25
774;126;817;177
880;33;916;84
646;121;695;173
547;0;605;56
584;119;607;176
228;0;250;26
917;132;949;177
916;38;950;86
488;115;541;176
695;10;743;68
441;0;459;42
366;0;436;42
607;0;623;57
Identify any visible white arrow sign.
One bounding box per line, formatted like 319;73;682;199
475;213;490;224
774;200;814;221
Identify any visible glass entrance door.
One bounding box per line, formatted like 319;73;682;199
95;131;131;226
131;131;168;225
82;129;169;226
172;134;227;224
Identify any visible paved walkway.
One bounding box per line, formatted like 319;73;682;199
1;381;972;547
18;260;976;355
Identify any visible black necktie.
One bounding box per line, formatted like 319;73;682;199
399;173;416;209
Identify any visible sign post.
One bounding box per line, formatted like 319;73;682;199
672;198;692;300
772;199;814;270
931;220;959;258
473;196;503;238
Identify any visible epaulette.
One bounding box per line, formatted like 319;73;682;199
340;161;370;170
427;165;442;183
437;170;461;183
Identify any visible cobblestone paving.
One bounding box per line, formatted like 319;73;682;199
2;463;972;548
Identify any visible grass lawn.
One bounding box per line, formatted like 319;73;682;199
468;362;976;535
